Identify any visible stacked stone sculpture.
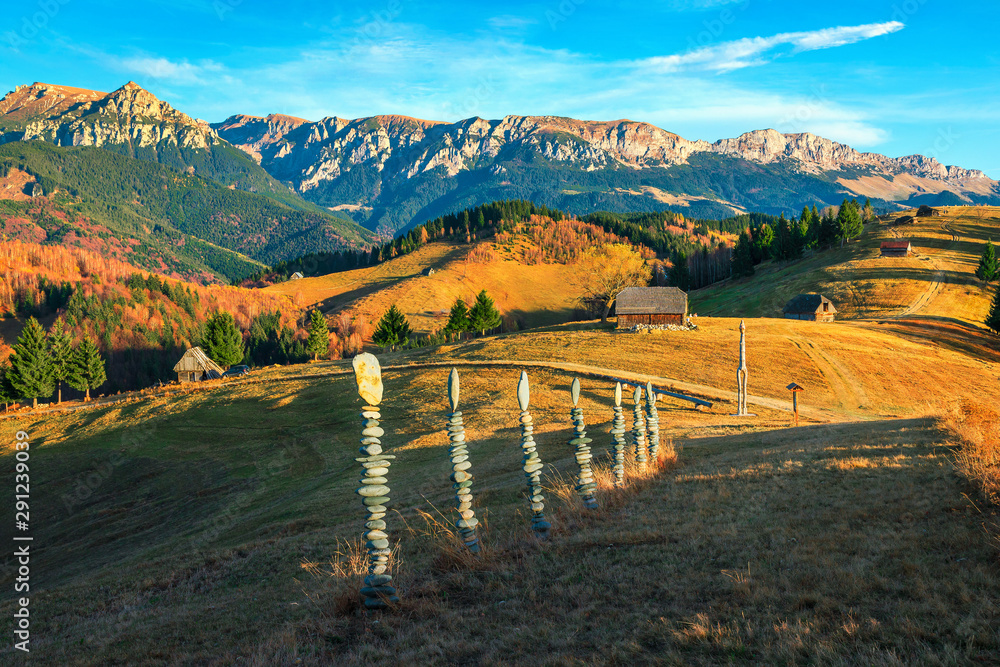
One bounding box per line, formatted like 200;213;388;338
352;353;399;610
610;382;627;487
632;384;647;470
568;378;598;509
645;381;660;463
446;368;480;553
517;371;551;538
733;319;755;417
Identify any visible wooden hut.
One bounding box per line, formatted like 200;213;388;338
880;240;912;257
783;294;837;322
290;271;304;280
615;287;688;328
173;347;224;383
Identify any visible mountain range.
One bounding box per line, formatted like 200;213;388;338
2;80;998;267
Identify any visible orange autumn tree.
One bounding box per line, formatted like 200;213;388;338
576;244;652;322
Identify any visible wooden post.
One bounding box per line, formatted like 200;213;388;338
786;383;804;427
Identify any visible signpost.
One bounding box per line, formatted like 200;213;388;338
786;383;804;426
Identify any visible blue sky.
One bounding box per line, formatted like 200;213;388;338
2;0;998;176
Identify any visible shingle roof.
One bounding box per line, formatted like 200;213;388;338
615;287;688;315
783;293;837;314
880;240;911;249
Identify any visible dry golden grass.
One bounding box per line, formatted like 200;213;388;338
947;400;1000;505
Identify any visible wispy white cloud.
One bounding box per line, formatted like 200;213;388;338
639;21;905;73
487;15;538;30
117;56;225;84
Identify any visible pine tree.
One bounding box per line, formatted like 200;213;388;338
48;319;73;404
306;309;329;360
0;362;13;412
751;224;774;263
204;311;245;369
444;298;471;335
668;252;691;291
976;240;998;282
7;317;54;408
468;289;502;336
372;305;412;350
731;229;755;278
986;282;1000;335
67;336;106;402
836;199;863;246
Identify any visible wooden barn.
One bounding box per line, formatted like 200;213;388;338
880;239;912;257
173;347;224;383
783;294;837;322
615;286;688;328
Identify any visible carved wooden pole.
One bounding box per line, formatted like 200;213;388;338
518;371;550;538
610;382;626;487
632;384;647;470
645;381;660;463
569;378;598;509
352;353;399;610
447;368;480;553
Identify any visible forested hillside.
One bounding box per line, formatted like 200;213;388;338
0;240;308;392
0;142;376;282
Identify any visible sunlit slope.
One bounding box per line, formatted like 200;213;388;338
1;321;999;661
691;206;1000;325
264;240;585;331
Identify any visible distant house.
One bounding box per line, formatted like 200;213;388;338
615;286;688;327
783;294;837;322
880;240;912;257
173;347;224;383
290;271;304;280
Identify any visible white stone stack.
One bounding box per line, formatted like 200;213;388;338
568;378;598;509
645;381;660;463
632;384;647;470
446;369;480;553
610;382;627;487
352;354;399;610
518;371;550;539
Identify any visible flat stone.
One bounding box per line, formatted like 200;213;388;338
530;494;544;502
456;517;478;529
361;585;397;597
353;353;383;405
361;476;388;485
449;410;462;419
361;411;380;419
365;574;393;587
365;467;389;476
449;433;466;442
524;462;543;473
362;427;385;438
453;480;474;489
360;444;383;456
356;454;395;463
457;502;472;512
531;502;545;512
450;454;469;463
451;471;472;483
370;564;388;575
459;509;476;519
358;485;390;497
453;461;472;472
365;529;388;540
367;511;386;520
570;437;592;446
363;496;390;507
367;539;390;550
371;547;392;556
456;494;473;503
363;419;380;428
365;520;386;530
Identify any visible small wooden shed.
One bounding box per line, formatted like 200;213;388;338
173;347;224;383
783;294;837;322
290;271;304;280
615;287;688;327
880;240;912;257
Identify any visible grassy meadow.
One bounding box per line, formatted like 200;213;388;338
1;207;999;663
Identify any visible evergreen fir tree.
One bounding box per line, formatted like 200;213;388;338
751;224;774;263
372;305;412;350
976;240;998;282
7;317;54;408
0;362;13;411
836;199;863;246
204;311;245;369
668;252;691;291
67;336;106;402
306;309;329;360
443;298;471;335
48;319;73;404
986;282;1000;335
468;290;502;336
731;230;755;278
